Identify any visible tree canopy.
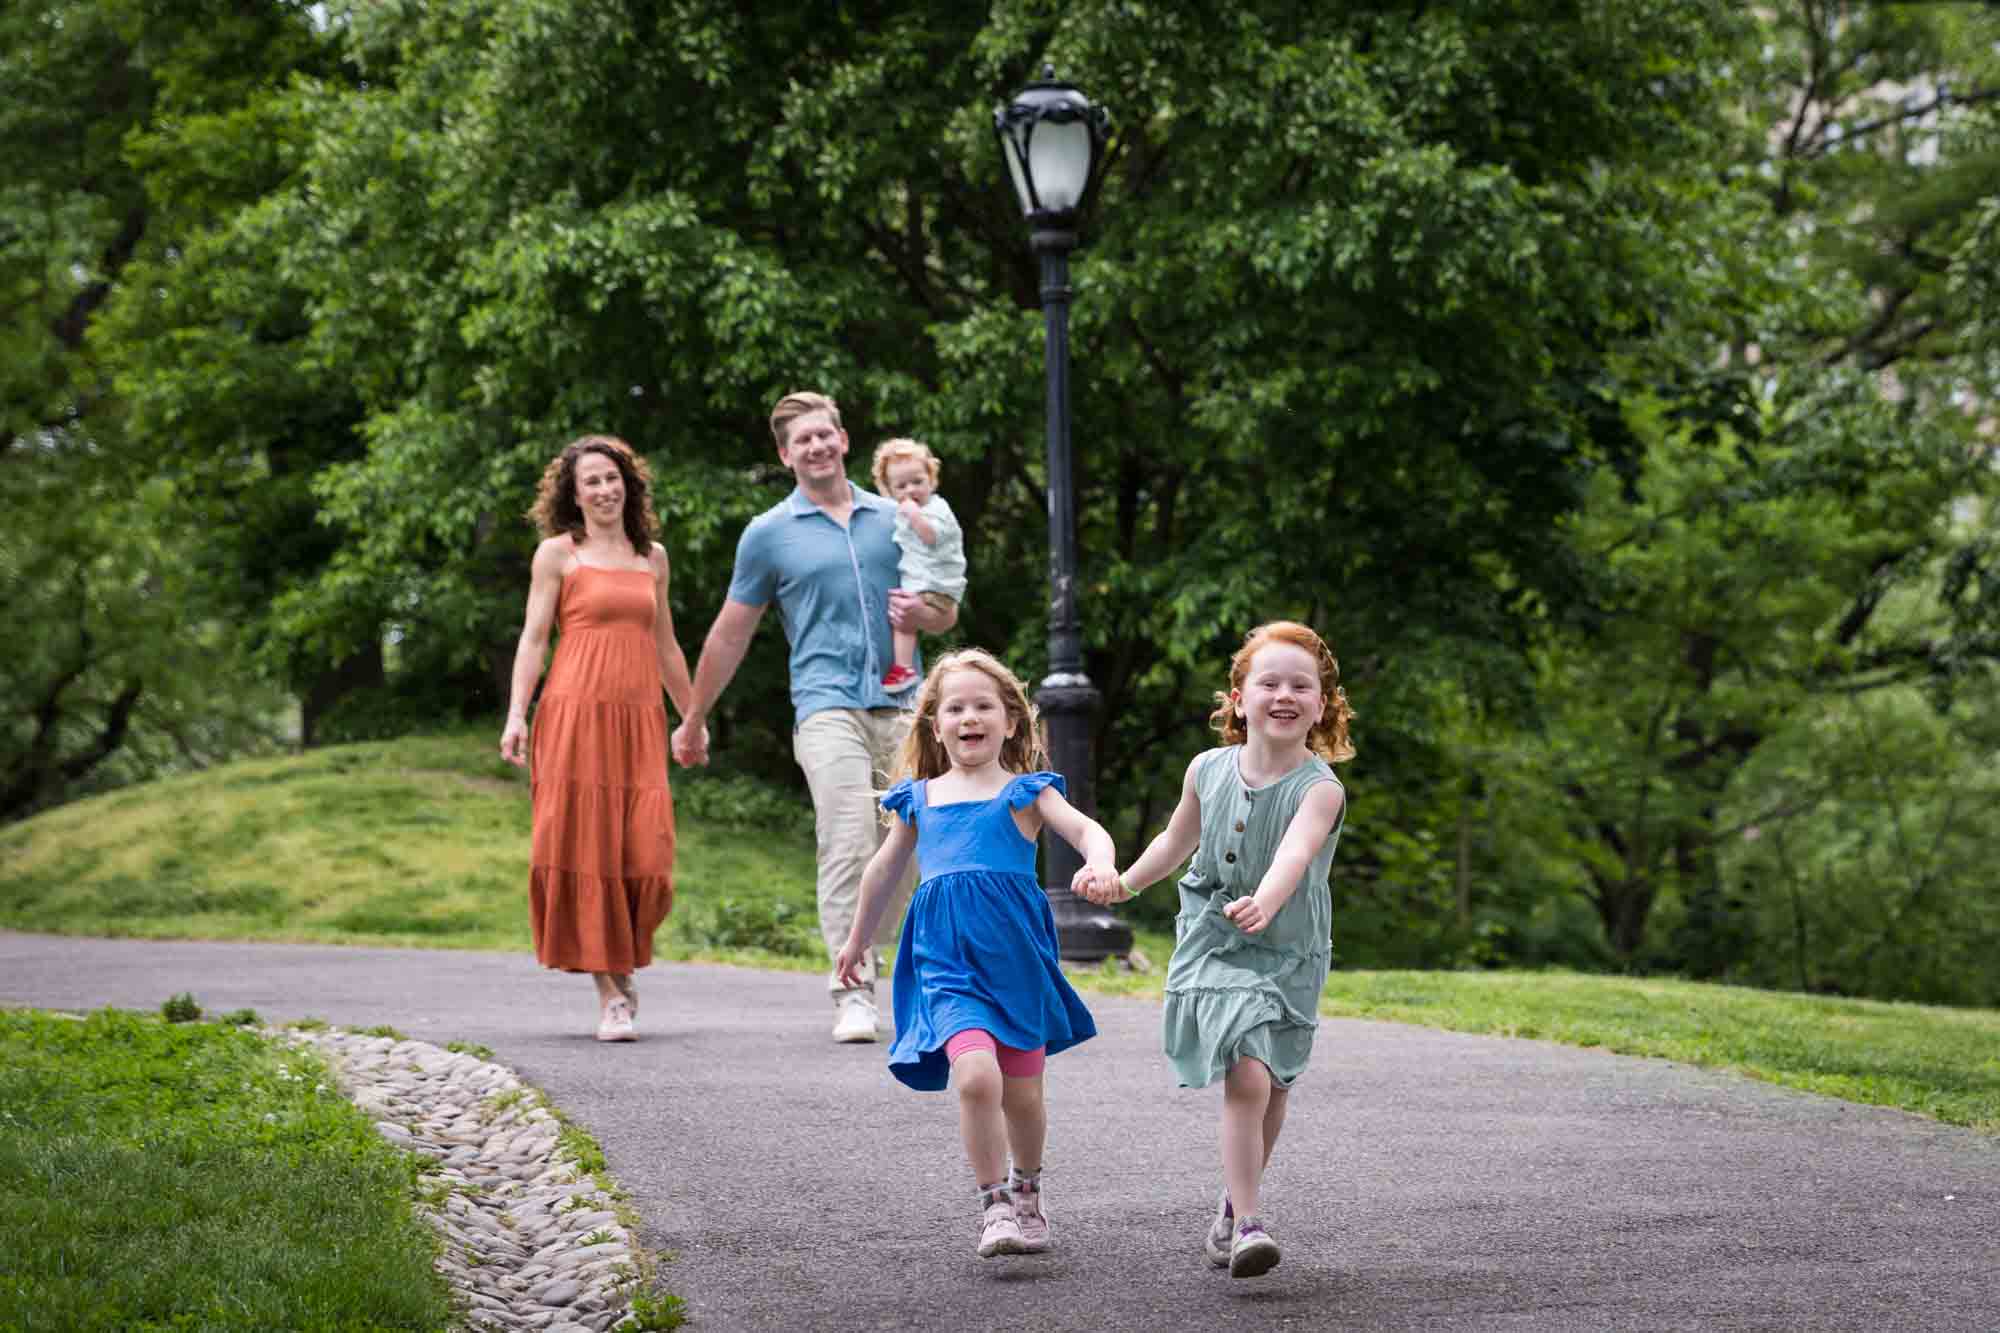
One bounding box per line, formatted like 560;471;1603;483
6;0;1997;1003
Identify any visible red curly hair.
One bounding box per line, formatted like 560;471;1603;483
1209;621;1356;763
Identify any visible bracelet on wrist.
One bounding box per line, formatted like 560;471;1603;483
1118;872;1140;902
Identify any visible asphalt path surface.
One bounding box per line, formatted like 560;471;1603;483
3;930;1996;1332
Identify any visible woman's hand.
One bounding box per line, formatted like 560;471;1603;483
499;717;529;767
671;717;709;766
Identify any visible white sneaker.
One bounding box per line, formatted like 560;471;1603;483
596;997;636;1043
831;991;879;1043
1204;1190;1233;1268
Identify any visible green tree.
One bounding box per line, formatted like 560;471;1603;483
0;0;329;812
1466;0;2000;972
1726;683;2000;1006
1491;378;1991;967
210;0;1747;848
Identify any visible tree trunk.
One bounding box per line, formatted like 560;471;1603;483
299;640;386;747
1593;872;1656;963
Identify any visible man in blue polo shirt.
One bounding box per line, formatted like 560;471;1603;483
673;391;958;1043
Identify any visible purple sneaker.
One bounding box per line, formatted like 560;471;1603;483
1229;1217;1280;1278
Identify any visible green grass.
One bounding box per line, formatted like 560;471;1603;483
1314;969;2000;1133
3;724;1998;1137
0;722;824;963
0;1007;451;1331
1067;937;2000;1133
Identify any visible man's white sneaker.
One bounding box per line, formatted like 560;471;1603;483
831;991;879;1043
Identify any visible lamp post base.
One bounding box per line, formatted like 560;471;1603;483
1045;883;1135;963
1035;676;1128;962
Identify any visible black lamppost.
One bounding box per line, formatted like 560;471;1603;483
995;67;1132;962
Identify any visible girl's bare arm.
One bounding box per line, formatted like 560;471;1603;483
1036;785;1117;876
835;818;918;985
1101;756;1204;901
1223;781;1344;934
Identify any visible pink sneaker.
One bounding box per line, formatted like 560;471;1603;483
1011;1172;1050;1253
976;1198;1026;1258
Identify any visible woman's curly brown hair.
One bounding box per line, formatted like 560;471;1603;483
526;435;660;553
1208;620;1357;763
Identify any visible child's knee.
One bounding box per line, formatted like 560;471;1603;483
953;1053;1002;1106
947;1030;1004;1103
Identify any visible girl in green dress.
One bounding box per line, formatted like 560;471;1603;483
1080;621;1353;1278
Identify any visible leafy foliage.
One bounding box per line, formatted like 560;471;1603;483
7;0;1999;1005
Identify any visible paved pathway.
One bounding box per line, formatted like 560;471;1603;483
3;931;1996;1331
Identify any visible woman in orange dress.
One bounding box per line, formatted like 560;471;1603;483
499;435;701;1041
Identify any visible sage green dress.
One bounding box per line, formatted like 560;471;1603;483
1162;746;1345;1089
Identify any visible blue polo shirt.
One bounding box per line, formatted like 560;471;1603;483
727;482;915;726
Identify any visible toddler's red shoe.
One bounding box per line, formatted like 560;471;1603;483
881;664;919;693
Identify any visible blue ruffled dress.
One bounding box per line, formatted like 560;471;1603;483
882;771;1098;1091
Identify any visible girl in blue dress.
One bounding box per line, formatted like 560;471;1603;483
1079;621;1353;1279
836;648;1112;1260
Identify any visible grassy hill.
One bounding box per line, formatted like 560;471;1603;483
0;723;843;965
3;724;1996;1133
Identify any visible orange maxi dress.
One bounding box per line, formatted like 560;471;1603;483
528;564;675;972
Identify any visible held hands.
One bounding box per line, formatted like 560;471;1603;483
499;717;529;767
1072;864;1127;907
1223;891;1278;934
670;717;709;767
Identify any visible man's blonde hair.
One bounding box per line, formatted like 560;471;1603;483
769;391;843;450
870;437;940;494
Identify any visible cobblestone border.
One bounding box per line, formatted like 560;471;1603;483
282;1028;666;1333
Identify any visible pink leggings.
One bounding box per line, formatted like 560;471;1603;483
944;1028;1046;1078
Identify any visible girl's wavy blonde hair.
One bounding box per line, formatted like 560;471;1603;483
1209;620;1357;763
870;437;940;494
891;648;1047;784
526;434;659;553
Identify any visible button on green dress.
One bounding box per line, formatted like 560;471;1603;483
1162;746;1346;1089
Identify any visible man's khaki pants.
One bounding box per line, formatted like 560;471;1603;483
793;707;916;994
